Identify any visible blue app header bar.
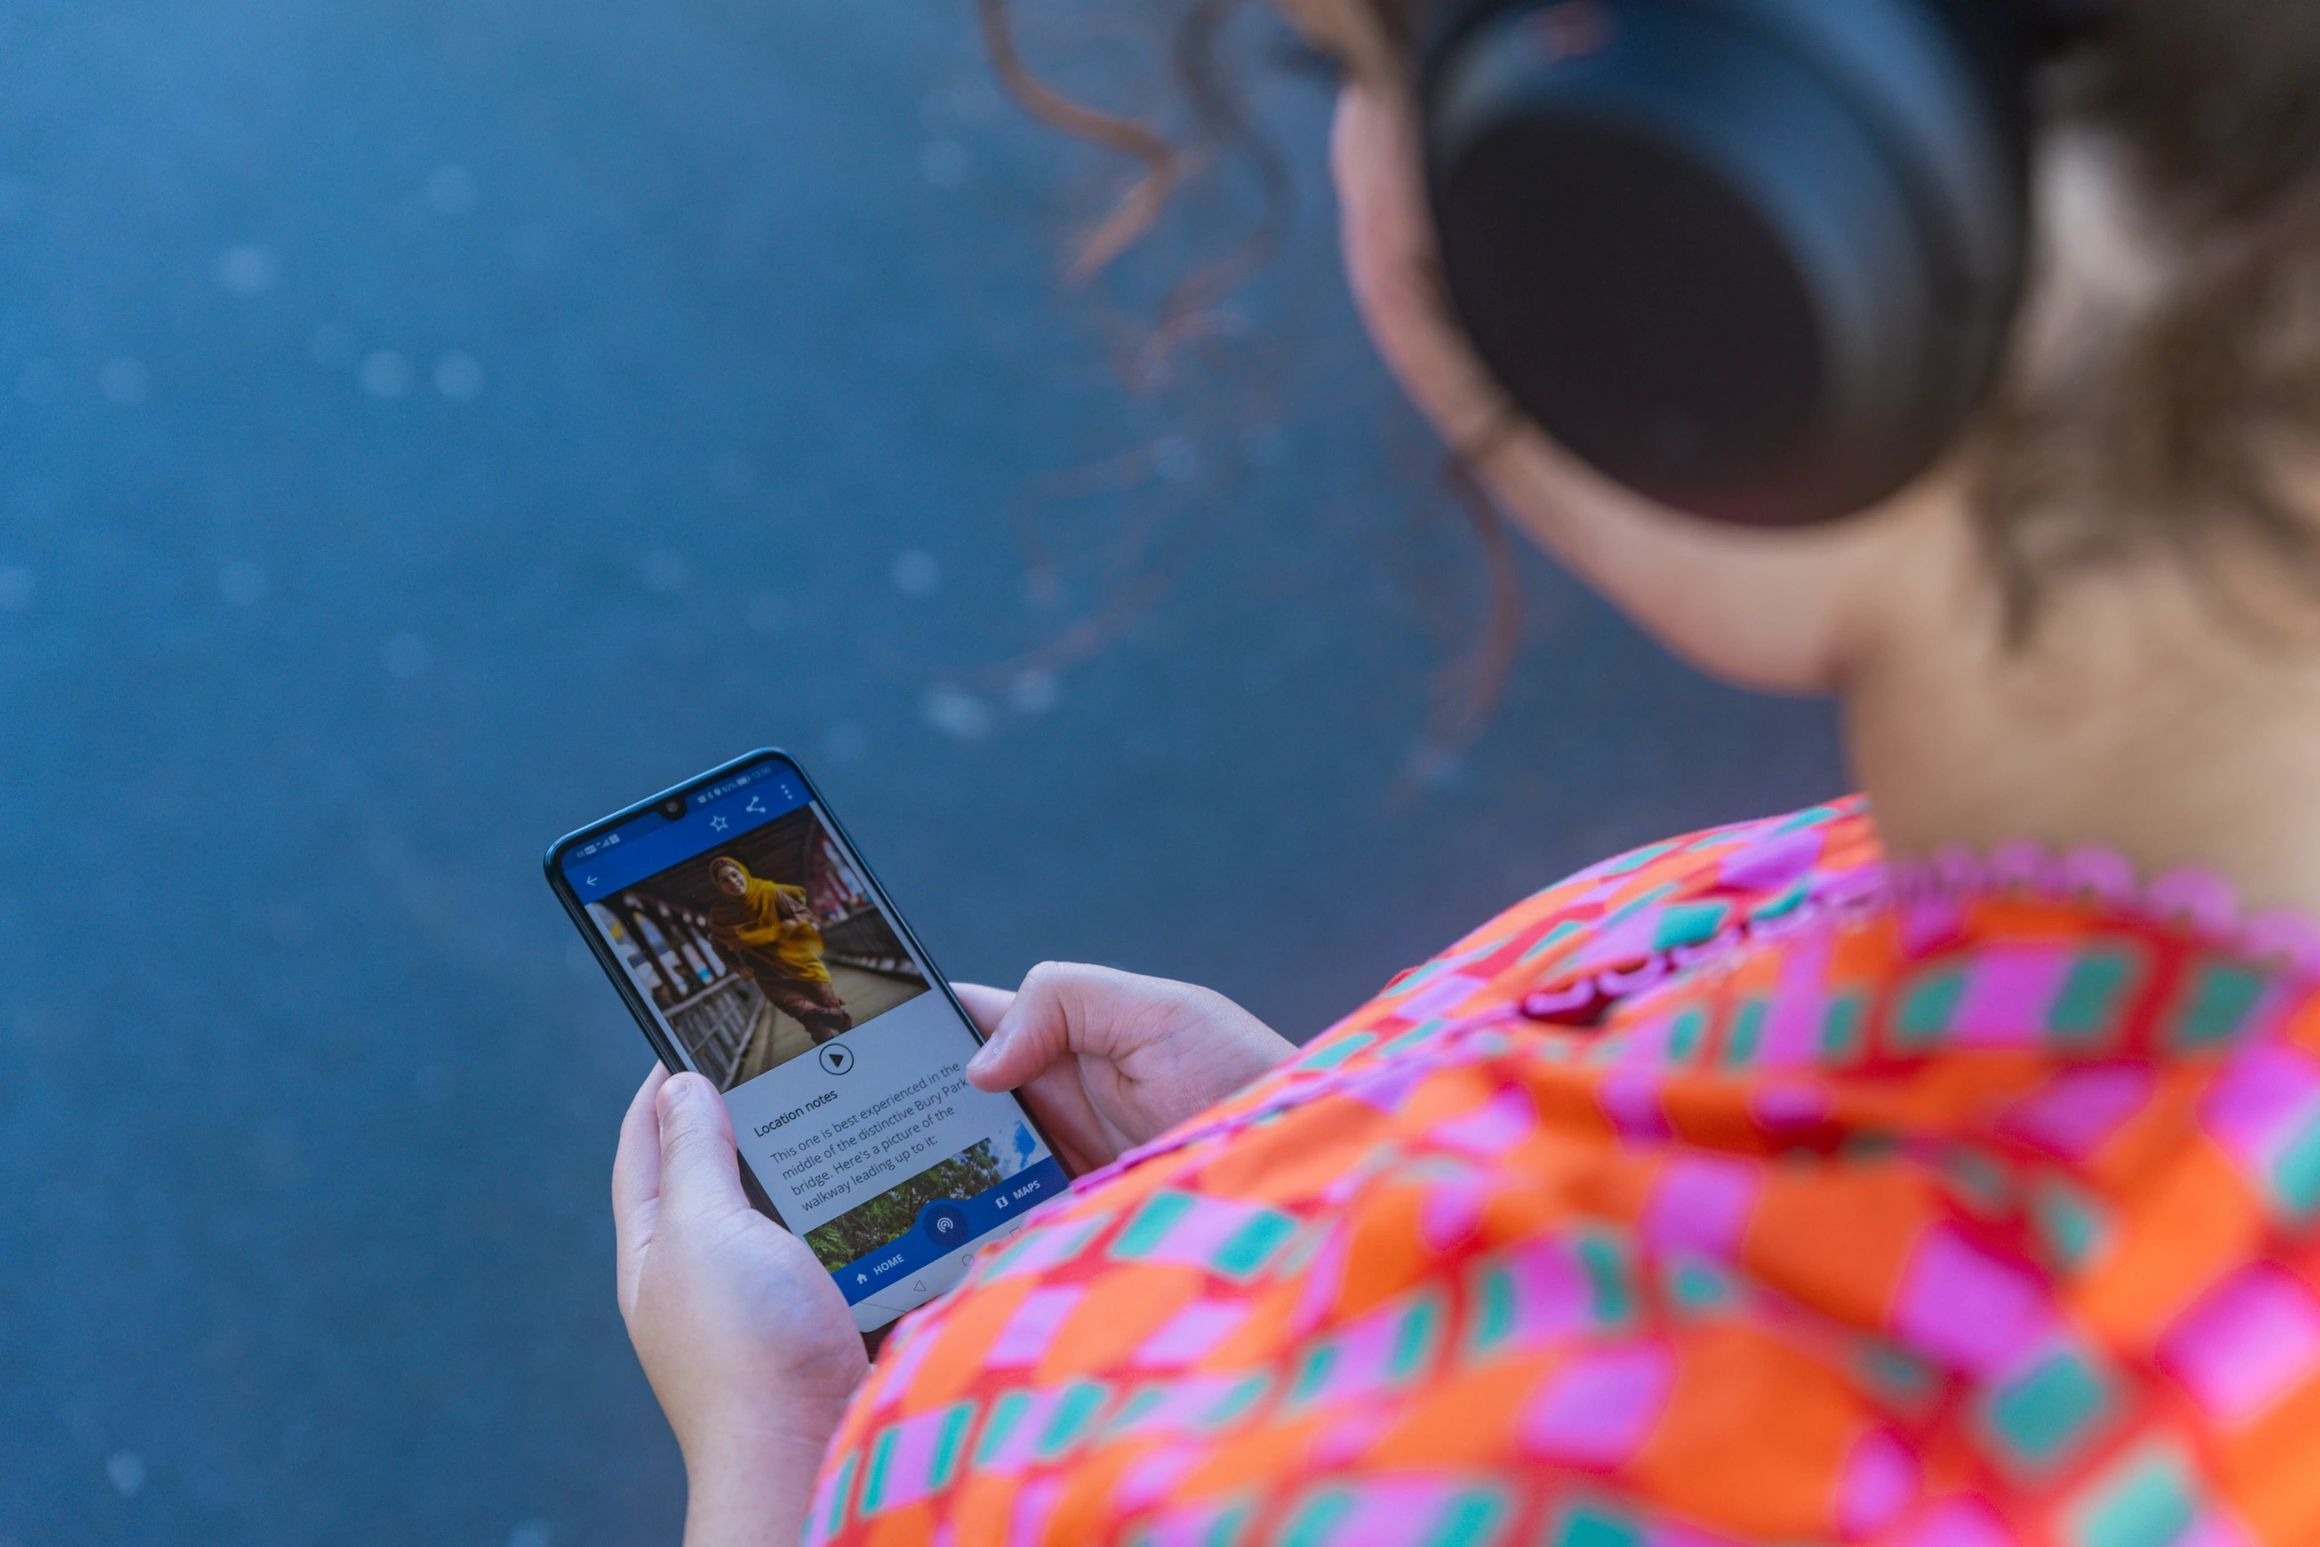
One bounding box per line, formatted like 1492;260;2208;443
562;761;811;904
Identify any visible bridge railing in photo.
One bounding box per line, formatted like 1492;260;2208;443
661;974;764;1089
819;908;918;978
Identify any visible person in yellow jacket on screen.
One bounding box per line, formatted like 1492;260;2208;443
705;855;854;1045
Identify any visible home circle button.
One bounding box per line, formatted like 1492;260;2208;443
818;1043;855;1076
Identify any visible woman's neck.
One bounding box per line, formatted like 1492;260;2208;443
1845;518;2320;921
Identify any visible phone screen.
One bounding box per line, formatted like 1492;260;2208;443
548;752;1067;1333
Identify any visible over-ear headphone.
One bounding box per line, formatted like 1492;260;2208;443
1420;0;2094;527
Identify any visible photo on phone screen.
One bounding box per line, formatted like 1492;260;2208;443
548;753;1067;1333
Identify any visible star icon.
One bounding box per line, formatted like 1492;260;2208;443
710;814;729;832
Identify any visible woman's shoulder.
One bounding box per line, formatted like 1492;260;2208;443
1252;790;2320;1127
1293;796;1880;1068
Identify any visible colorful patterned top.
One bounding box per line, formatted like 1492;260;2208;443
805;799;2320;1546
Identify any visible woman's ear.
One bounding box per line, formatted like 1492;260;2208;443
1327;78;1979;695
1332;85;1511;459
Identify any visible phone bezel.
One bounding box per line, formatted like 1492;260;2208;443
542;746;1070;1333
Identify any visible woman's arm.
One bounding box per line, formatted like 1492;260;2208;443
678;1420;841;1547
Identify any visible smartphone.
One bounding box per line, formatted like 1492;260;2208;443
545;749;1069;1336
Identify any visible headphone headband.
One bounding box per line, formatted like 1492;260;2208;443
1421;0;2099;80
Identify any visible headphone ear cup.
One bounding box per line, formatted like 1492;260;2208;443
1422;0;2031;527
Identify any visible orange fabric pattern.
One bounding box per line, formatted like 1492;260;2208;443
808;799;2320;1545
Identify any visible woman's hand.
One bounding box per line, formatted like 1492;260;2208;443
960;964;1296;1173
612;1067;867;1547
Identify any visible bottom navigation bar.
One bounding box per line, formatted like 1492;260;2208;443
833;1156;1070;1306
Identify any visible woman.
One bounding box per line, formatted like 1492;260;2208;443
706;856;854;1047
614;1;2320;1540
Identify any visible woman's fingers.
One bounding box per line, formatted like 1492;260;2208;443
654;1072;750;1221
964;962;1094;1090
952;977;1108;1170
612;1063;670;1315
952;981;1016;1040
966;961;1179;1091
1010;1062;1117;1176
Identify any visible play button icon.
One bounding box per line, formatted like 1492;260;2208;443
818;1043;855;1076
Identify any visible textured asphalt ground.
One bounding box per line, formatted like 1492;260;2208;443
0;1;1840;1541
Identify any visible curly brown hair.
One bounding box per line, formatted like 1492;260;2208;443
981;0;2320;686
1973;0;2320;630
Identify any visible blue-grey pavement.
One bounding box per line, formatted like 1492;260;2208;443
0;1;1841;1541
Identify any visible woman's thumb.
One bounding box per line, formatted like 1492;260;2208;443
655;1072;747;1215
964;1025;1021;1089
966;963;1092;1090
966;1005;1055;1091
